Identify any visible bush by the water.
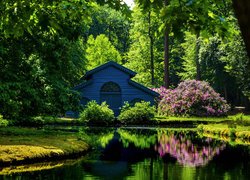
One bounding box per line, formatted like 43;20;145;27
0;114;8;127
232;113;250;126
153;80;230;117
118;101;155;124
28;116;58;126
79;101;115;125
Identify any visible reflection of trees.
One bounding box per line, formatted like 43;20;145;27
79;127;226;168
97;129;158;162
99;133;114;148
97;128;226;168
156;131;226;167
117;129;157;149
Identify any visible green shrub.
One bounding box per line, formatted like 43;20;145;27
30;116;47;126
12;116;58;126
118;101;156;124
0;114;9;127
15;116;46;127
232;113;250;126
79;101;115;125
232;113;244;121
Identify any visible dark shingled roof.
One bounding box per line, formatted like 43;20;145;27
83;61;137;79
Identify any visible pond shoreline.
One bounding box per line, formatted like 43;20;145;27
0;127;90;167
1;123;249;168
0;146;91;167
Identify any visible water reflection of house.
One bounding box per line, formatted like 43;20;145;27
70;61;159;116
81;131;157;179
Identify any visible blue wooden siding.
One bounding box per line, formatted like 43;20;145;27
73;64;158;116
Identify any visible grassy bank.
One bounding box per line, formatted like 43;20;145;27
0;127;89;166
153;114;250;124
197;124;250;145
5;114;250;127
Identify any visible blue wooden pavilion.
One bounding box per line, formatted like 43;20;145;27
73;61;159;116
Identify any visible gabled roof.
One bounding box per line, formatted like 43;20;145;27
83;61;137;79
128;80;159;97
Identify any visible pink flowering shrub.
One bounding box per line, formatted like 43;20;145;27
152;80;230;116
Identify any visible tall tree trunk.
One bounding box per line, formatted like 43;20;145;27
232;1;250;103
232;0;250;58
164;0;170;88
148;10;155;85
224;83;228;101
195;32;201;80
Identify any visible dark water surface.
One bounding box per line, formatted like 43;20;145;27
0;127;249;180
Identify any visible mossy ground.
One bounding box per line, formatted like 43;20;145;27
0;127;89;165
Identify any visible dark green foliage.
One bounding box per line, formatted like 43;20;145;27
0;1;132;122
88;5;131;58
24;117;46;127
79;101;115;125
11;116;55;127
0;1;88;120
118;101;156;124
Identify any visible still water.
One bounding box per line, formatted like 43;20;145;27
0;127;249;180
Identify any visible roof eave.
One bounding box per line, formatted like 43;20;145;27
128;80;160;97
83;61;137;79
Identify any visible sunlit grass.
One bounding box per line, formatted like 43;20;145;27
153;114;250;123
197;124;250;146
0;127;89;165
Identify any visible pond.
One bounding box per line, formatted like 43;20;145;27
0;127;249;180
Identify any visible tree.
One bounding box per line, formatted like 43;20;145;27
86;34;122;70
0;0;126;120
232;0;250;101
232;0;250;58
148;10;155;85
126;4;183;87
179;27;249;105
178;32;197;80
220;30;250;102
87;4;131;61
163;0;170;88
125;5;164;87
136;0;234;84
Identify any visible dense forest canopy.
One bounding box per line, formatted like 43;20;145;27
0;0;249;120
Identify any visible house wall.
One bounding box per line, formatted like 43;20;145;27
78;66;156;106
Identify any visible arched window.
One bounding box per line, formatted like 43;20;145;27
100;81;121;93
100;82;122;116
130;98;144;106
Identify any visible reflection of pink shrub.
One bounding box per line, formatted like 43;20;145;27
156;133;226;167
152;80;230;116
